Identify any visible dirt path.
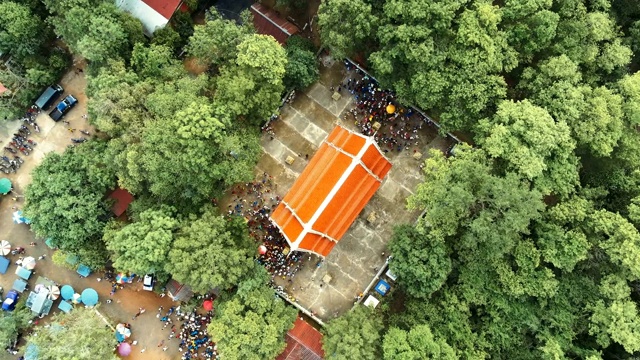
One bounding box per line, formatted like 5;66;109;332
0;62;181;360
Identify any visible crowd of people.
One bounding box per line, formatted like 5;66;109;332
154;302;218;359
340;60;435;153
225;173;307;283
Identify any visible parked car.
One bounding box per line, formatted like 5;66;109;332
49;94;77;121
34;84;63;110
143;274;154;291
2;290;19;311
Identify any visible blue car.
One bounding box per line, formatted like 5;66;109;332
2;290;19;311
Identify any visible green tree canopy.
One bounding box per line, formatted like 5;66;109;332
187;11;252;69
476;99;580;197
322;305;384;360
382;324;457;360
213;34;287;125
23;307;117;360
208;273;297;360
283;36;319;90
24;142;116;265
317;0;377;59
388;225;451;299
0;305;33;349
0;2;44;61
166;206;257;292
104;205;178;274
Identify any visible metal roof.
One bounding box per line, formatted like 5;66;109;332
250;3;299;45
271;126;392;257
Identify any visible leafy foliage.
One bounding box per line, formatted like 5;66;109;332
104;205;179;275
23;307;117;360
167;207;257;292
283;36;319;90
322;305;384;360
0;305;33;349
388;225;451;299
208;273;297;360
24;142;116;263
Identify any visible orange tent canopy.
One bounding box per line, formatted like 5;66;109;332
270;126;392;257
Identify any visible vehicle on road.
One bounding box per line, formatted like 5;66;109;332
34;84;63;110
49;94;78;121
143;274;154;291
2;290;19;311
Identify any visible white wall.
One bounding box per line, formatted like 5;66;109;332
115;0;169;36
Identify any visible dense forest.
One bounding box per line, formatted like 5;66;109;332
318;0;640;359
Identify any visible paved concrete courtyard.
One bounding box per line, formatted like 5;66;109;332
256;57;455;321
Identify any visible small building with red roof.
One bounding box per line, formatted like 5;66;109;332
108;188;134;218
250;3;300;45
276;317;324;360
116;0;183;36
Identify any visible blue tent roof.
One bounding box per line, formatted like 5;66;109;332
374;279;391;296
81;288;98;306
12;279;27;293
77;264;91;277
15;266;31;280
24;344;38;360
60;285;74;300
0;256;9;274
45;238;57;249
65;254;79;266
57;300;72;313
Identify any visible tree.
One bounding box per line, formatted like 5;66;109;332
86;60;151;137
166;206;256;292
208;274;297;360
187;11;251;68
322;305;384;360
283;36;319;90
130;101;259;207
476;99;580;197
0;306;33;349
388;225;451;299
0;2;44;61
47;1;140;64
130;43;182;80
382;325;457;360
318;0;377;58
103;205;179;275
213;34;287;125
24;142;116;260
152;26;181;52
367;0;515;131
589;275;640;353
23;307;117;359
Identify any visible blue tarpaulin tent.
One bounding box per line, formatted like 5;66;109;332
12;279;27;293
77;264;91;278
65;254;79;266
24;344;38;360
45;238;57;249
0;256;9;274
15;266;31;280
374;279;390;296
57;300;72;313
61;285;74;300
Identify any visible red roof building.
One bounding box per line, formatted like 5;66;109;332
276;317;324;360
270;126;392;257
108;188;134;217
250;3;300;45
116;0;183;36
